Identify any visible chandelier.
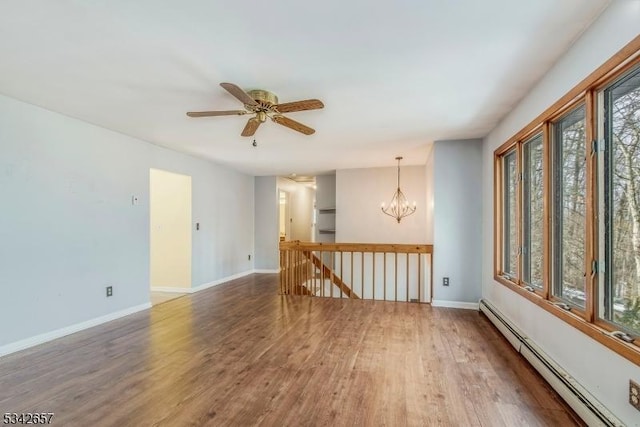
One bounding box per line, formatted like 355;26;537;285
381;156;416;223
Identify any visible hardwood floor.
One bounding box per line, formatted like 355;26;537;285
150;291;187;306
0;274;583;426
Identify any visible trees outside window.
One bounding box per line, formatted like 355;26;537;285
603;67;640;334
553;106;586;308
523;134;544;289
503;150;518;278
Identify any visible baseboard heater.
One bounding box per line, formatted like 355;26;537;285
478;299;623;427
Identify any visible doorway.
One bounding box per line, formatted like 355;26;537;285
279;190;289;241
149;168;192;305
277;177;315;242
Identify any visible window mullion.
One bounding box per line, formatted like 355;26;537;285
542;122;551;300
585;90;597;323
517;141;523;284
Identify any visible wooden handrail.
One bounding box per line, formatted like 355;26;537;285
280;241;432;254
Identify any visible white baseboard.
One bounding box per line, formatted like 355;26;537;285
253;269;280;274
152;270;278;295
431;300;479;310
150;286;191;293
191;269;255;293
0;302;152;358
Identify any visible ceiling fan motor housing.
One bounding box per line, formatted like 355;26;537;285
246;89;278;106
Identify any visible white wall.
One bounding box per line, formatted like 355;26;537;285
149;168;192;289
254;176;279;271
0;94;254;349
433;139;483;305
425;143;434;243
482;2;640;424
336;165;427;243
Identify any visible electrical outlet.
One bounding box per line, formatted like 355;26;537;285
443;277;450;286
106;286;113;297
630;380;640;411
248;254;251;261
196;222;200;231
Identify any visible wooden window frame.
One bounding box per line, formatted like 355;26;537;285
521;132;545;292
493;35;640;366
549;102;588;317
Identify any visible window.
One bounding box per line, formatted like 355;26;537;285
493;37;640;365
552;106;586;307
503;150;518;278
523;134;544;289
602;65;640;335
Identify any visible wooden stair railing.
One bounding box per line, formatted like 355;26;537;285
302;250;359;299
289;254;313;296
279;241;433;302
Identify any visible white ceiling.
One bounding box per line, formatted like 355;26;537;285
0;0;609;176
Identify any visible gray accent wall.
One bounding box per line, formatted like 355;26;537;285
254;176;279;270
0;93;254;347
433;139;483;303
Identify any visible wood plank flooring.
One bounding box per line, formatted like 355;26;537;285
0;274;583;426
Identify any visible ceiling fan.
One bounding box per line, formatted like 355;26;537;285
187;82;324;137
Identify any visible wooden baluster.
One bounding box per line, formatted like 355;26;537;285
302;252;313;296
292;250;295;295
320;251;324;298
395;252;398;302
299;250;302;295
418;253;422;303
372;252;376;301
350;251;354;299
359;252;363;299
430;253;433;304
279;250;282;294
330;252;335;298
384;252;387;301
406;252;409;302
340;251;344;299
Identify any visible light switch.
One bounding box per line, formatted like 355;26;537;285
132;195;139;205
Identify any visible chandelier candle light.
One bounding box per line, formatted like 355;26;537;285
381;156;417;223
